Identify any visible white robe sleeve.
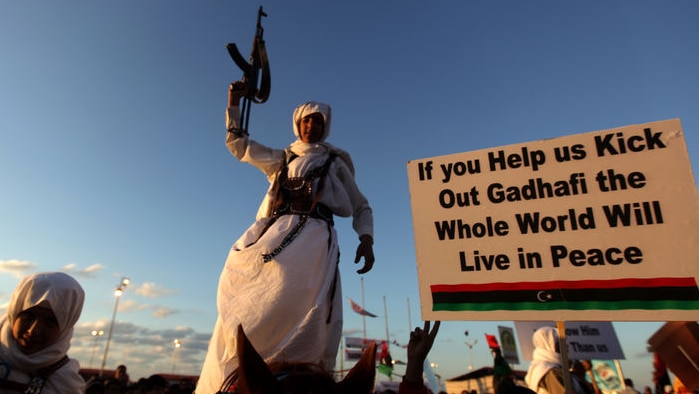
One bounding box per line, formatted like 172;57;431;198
319;157;373;238
225;107;284;178
225;107;286;218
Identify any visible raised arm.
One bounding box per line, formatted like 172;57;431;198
401;321;441;393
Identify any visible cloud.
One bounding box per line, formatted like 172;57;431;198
133;282;177;298
63;263;104;278
115;299;179;319
151;306;176;319
0;260;103;279
0;259;36;277
73;320;212;378
118;299;151;313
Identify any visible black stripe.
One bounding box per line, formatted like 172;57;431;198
432;286;699;304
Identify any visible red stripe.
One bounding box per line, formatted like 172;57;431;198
430;277;697;293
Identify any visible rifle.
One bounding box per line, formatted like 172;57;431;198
227;6;271;133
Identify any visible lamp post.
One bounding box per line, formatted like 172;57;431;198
89;330;104;369
172;339;182;374
100;277;130;376
430;362;442;387
464;330;477;371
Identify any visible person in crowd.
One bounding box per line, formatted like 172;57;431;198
103;377;124;394
488;340;515;393
218;324;376;393
142;374;168;394
177;378;195;393
488;337;535;394
491;346;537;394
653;353;672;394
0;271;86;393
196;81;375;393
622;378;641;394
524;326;586;394
570;360;600;394
115;364;130;387
399;321;441;394
85;377;106;394
643;386;652;394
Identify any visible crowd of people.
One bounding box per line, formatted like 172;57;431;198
0;271;693;393
0;270;439;393
84;372;195;394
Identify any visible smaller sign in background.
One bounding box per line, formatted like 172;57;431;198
514;321;624;361
498;325;521;365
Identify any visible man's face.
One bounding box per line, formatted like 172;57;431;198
12;305;61;354
299;113;325;143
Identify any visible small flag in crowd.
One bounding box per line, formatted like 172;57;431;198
348;297;377;317
378;341;393;377
485;333;500;349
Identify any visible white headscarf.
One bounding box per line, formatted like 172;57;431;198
292;101;332;141
0;272;86;392
288;101;355;176
524;326;561;391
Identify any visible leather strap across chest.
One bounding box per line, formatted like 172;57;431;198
0;355;69;393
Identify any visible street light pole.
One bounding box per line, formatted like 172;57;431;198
172;339;182;374
100;277;130;376
464;330;477;371
464;339;477;370
89;330;104;369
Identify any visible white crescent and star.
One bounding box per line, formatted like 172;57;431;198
537;290;553;302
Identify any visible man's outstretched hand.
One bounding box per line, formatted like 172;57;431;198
354;234;375;274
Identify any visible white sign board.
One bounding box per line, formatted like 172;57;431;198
407;119;699;321
514;321;624;361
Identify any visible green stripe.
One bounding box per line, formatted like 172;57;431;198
433;299;699;312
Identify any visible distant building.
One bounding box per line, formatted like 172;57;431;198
78;368;199;386
445;366;527;394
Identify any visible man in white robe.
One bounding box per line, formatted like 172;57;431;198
195;82;375;393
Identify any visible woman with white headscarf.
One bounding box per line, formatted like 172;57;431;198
525;326;585;394
195;82;375;393
0;272;86;393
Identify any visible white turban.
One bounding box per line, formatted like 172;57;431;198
292;101;332;141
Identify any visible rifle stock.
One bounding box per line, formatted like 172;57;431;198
227;6;271;133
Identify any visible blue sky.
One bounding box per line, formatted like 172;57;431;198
1;0;698;389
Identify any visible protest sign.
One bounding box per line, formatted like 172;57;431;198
497;325;521;365
408;119;699;321
514;321;624;361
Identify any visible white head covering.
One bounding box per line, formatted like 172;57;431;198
524;326;561;391
292;101;332;141
0;272;86;392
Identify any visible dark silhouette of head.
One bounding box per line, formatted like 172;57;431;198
230;324;376;394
